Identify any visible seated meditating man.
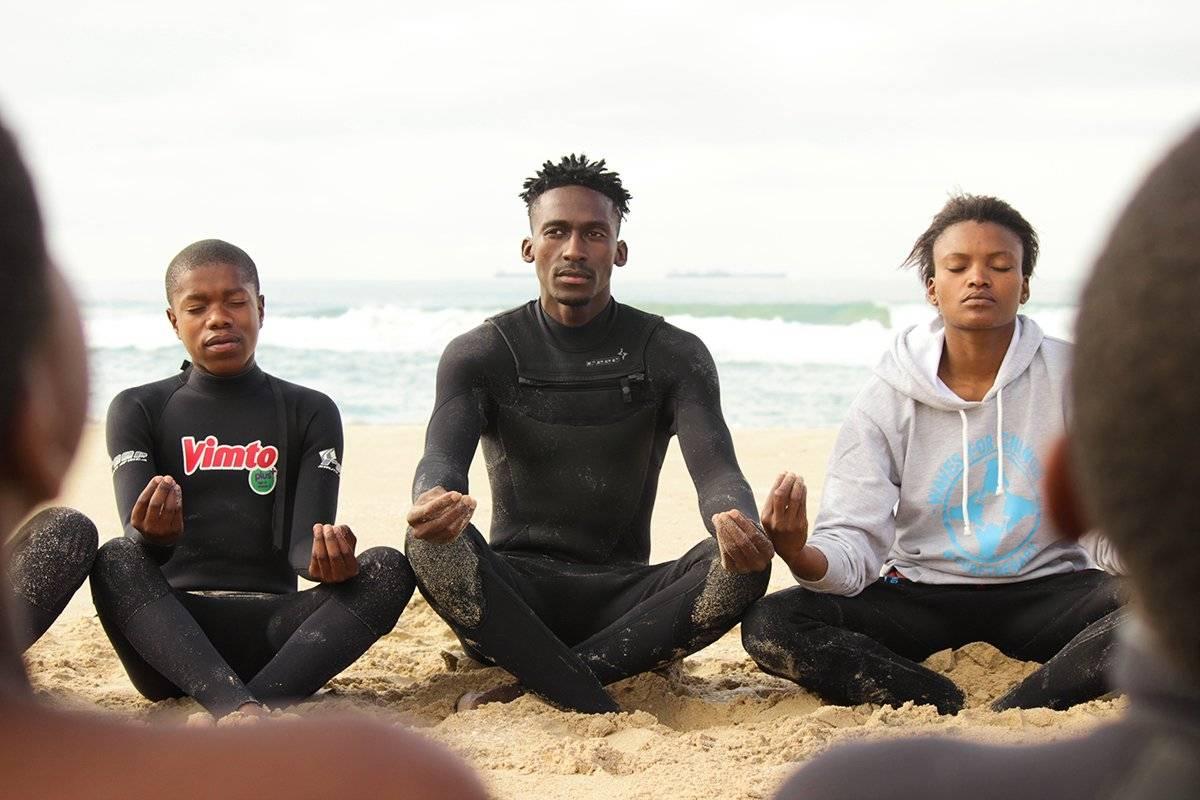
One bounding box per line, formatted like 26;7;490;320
405;155;773;713
774;124;1200;800
741;194;1123;714
91;239;416;718
0;118;484;798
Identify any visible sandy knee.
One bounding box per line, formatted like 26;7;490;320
92;536;145;581
339;546;416;634
739;598;795;670
405;532;484;629
691;553;771;630
356;546;416;595
22;506;98;552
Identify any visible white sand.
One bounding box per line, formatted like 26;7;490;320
24;425;1123;799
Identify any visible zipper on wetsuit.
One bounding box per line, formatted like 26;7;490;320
518;372;646;403
619;373;645;403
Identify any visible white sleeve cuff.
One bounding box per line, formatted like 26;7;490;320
792;539;862;596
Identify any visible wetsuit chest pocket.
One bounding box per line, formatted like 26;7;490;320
516;373;650;424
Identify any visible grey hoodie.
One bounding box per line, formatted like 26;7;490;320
800;314;1098;596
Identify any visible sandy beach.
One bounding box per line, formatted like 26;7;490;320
25;424;1124;799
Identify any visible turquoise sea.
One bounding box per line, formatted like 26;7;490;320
79;276;1078;429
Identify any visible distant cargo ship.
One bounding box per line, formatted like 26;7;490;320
666;270;787;279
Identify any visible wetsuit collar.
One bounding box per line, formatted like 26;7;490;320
536;297;619;353
183;361;268;397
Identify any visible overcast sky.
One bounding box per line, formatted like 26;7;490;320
2;1;1197;294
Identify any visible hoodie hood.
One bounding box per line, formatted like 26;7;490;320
876;314;1044;410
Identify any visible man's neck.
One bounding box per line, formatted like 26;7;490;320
192;358;258;378
539;290;611;327
938;320;1016;402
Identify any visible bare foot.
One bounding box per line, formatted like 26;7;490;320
455;683;525;712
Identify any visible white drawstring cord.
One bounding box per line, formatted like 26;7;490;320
995;386;1005;496
959;409;973;537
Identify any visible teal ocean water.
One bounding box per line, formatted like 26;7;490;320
80;277;1077;428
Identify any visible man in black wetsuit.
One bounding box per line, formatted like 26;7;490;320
91;239;415;718
405;155;774;713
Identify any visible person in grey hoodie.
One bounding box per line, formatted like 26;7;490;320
773;123;1200;800
741;194;1123;714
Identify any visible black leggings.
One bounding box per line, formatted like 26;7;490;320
6;507;97;652
406;525;770;713
90;537;415;716
741;569;1123;714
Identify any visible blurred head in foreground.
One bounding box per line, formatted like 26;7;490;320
1060;124;1200;684
0;120;88;519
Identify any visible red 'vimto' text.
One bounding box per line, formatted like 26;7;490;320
181;436;279;476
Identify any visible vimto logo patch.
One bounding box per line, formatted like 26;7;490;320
181;435;279;494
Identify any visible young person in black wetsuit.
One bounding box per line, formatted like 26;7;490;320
0;118;484;799
91;239;416;718
774;124;1200;800
405;155;774;714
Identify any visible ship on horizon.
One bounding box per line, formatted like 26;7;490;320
665;269;788;279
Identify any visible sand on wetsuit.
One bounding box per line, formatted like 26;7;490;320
5;507;97;653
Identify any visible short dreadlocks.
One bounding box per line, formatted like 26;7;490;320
520;154;632;221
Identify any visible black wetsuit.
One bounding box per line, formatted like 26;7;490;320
407;299;770;713
773;631;1200;800
91;363;415;715
6;507;97;651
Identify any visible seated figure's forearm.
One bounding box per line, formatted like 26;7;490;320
778;543;829;582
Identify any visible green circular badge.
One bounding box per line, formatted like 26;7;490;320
248;467;277;495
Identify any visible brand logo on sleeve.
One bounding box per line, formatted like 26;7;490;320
111;450;148;472
317;448;342;475
181;436;279;494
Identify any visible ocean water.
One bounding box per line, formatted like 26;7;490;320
80;277;1077;429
